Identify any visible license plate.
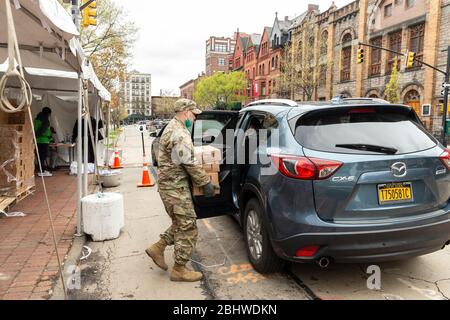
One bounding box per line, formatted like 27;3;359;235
377;182;413;205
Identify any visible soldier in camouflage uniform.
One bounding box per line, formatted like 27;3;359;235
146;99;218;282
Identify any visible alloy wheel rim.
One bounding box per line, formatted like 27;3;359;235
246;209;263;261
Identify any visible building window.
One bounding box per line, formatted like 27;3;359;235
218;58;225;66
395;0;402;5
319;65;327;86
409;23;425;68
384;4;393;17
341;33;352;82
370;37;382;76
215;44;227;52
406;0;414;8
320;31;328;57
387;30;402;74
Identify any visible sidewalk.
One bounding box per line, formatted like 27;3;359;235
0;169;79;300
57;126;206;300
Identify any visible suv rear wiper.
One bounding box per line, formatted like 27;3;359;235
335;144;398;155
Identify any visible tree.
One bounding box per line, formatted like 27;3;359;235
277;21;329;101
157;90;179;118
194;72;247;109
58;0;138;126
384;60;401;103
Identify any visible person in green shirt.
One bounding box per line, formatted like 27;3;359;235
34;107;53;177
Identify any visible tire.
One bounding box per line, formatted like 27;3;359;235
243;198;285;273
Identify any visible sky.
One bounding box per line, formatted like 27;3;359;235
112;0;354;96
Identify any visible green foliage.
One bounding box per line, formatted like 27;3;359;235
384;60;401;104
194;72;247;108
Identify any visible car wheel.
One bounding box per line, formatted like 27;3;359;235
244;198;284;273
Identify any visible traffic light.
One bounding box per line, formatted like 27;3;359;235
82;0;97;28
357;48;364;64
406;51;416;68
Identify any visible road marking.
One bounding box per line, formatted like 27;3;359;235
202;219;215;233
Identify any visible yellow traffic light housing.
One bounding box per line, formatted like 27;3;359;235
82;0;97;28
406;51;416;68
357;48;364;64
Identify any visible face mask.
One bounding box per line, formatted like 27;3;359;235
185;111;193;128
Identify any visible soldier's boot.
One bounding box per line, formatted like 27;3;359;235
170;263;203;282
146;239;168;271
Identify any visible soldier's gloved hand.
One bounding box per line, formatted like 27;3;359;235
203;182;219;198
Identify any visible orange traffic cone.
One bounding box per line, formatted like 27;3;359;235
110;150;123;169
138;162;155;187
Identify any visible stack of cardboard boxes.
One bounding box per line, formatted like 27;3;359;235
0;111;35;198
192;146;221;196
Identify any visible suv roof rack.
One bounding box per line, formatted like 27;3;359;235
246;99;298;108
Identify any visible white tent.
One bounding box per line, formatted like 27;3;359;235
1;0;111;236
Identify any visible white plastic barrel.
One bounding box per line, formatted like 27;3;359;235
82;193;125;241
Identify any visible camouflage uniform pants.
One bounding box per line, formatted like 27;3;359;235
159;187;198;266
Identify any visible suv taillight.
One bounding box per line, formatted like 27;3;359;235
440;148;450;169
271;155;343;180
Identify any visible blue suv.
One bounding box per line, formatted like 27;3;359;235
186;99;450;273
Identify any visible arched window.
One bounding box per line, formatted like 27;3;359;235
404;89;421;115
404;89;420;102
341;33;353;81
320;31;328;57
342;32;352;44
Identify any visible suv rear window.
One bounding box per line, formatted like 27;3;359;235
293;106;437;155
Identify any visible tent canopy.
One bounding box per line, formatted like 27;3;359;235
0;0;111;101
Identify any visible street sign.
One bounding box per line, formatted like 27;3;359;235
138;125;145;133
442;90;449;96
442;83;450;88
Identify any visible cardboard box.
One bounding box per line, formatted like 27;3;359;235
194;146;221;165
202;163;220;172
192;172;220;196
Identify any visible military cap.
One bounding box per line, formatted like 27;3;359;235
174;99;202;114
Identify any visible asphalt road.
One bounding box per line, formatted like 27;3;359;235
61;125;450;300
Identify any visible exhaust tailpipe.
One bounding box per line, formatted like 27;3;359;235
317;257;331;269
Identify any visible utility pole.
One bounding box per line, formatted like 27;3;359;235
441;46;450;146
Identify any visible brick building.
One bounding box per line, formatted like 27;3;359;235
287;0;449;133
228;1;449;133
179;72;205;100
206;36;236;75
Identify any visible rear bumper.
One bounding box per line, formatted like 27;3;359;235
272;218;450;263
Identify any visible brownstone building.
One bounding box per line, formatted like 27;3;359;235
287;0;449;134
226;1;449;134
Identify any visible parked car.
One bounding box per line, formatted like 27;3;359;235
150;123;167;166
187;99;450;273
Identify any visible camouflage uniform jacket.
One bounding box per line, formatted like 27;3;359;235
158;118;210;191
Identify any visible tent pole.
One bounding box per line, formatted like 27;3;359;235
76;78;83;236
83;83;89;196
95;99;101;177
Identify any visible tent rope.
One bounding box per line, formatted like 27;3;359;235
0;0;67;299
